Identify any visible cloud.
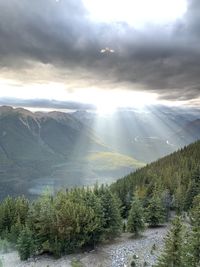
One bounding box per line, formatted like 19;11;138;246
0;97;95;110
0;0;200;104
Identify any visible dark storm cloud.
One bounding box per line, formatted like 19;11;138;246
0;0;200;103
0;0;89;65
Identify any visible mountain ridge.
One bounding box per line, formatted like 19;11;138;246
0;106;144;199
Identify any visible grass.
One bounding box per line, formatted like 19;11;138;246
87;151;145;171
71;259;84;267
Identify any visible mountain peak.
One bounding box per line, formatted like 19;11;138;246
0;105;13;114
15;108;34;117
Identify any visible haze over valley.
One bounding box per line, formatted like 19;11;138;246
0;104;199;199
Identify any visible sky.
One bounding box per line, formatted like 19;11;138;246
0;0;200;110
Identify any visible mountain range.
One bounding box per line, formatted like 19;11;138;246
0;105;200;199
73;106;200;162
0;106;143;199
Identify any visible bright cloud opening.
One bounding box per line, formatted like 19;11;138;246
70;89;158;115
83;0;187;27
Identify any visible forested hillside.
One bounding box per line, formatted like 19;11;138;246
111;140;200;216
0;141;199;264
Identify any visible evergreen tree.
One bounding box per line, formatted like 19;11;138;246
17;225;35;261
127;194;145;236
154;216;184;267
185;169;200;210
54;198;100;254
64;187;105;246
173;184;185;214
95;185;122;239
190;194;200;227
0;196;16;234
183;195;200;267
145;194;165;227
80;188;105;246
161;189;172;221
27;191;58;255
15;196;29;225
8;217;23;244
123;191;132;218
0;195;29;239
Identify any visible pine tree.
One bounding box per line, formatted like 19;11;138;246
0;196;16;234
145;194;165;227
154;216;184;267
15;196;29;225
183;195;200;267
185;169;200;210
17;225;34;260
64;187;105;246
27;191;58;255
81;188;105;246
161;189;172;221
173;183;185;214
95;185;122;239
127;194;145;236
0;195;29;238
123;191;132;218
8;216;23;243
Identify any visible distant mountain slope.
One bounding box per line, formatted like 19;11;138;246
170;119;200;146
0;111;56;162
0;106;144;199
111;140;200;210
72;110;176;162
0;106;105;162
72;108;200;163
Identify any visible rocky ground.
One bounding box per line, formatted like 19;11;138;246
0;225;169;267
105;226;168;267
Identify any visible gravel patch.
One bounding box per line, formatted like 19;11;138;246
104;226;168;267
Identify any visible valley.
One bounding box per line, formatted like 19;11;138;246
0;105;200;199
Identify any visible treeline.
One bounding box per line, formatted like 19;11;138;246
0;185;123;260
0;184;173;260
111;140;200;217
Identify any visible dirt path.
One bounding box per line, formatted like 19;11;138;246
0;225;168;267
